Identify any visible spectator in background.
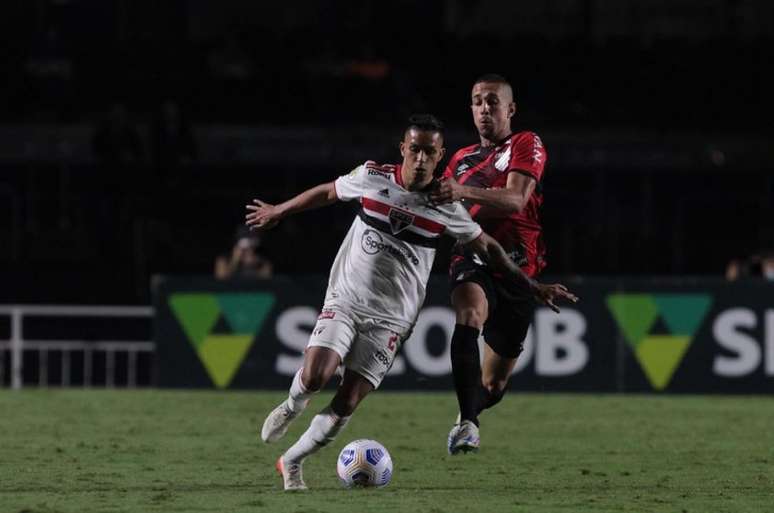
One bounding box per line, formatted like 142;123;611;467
214;226;273;280
92;103;144;166
762;252;774;280
725;258;747;281
726;251;774;281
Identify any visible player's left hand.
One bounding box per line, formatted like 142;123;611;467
245;199;281;230
532;283;578;313
428;177;463;204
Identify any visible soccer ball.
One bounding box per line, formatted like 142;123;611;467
336;439;393;488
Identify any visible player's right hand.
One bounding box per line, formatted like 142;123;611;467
245;199;280;230
428;176;462;205
533;283;578;313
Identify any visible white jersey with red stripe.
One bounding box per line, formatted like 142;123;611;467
327;161;482;330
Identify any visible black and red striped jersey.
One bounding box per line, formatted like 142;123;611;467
443;131;547;277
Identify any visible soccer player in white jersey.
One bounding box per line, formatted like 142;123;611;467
245;115;576;491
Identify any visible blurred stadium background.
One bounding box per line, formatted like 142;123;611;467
1;0;772;304
1;1;773;511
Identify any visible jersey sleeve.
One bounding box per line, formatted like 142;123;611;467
334;164;367;202
441;156;457;179
444;202;483;243
442;148;467;180
508;132;547;182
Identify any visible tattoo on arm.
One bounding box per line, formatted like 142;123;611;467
485;238;534;290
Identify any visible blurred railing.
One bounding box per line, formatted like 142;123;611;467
0;305;154;389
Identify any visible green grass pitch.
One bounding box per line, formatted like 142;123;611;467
1;390;772;513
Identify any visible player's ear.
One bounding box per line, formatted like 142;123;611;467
399;140;406;158
438;146;446;160
508;101;516;119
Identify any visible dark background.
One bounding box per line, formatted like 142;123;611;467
1;0;772;304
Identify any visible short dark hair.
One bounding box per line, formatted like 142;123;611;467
473;73;511;87
406;114;444;136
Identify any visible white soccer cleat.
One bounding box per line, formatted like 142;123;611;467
447;419;480;455
261;400;299;443
276;456;307;491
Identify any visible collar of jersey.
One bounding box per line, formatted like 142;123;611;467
478;132;514;153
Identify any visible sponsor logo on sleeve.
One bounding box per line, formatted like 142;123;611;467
532;135;544;164
368;169;391;179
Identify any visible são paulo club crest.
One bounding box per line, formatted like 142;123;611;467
388;209;414;234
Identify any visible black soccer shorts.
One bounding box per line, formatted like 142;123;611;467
449;255;536;359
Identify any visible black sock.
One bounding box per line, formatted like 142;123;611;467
450;324;481;426
477;387;505;415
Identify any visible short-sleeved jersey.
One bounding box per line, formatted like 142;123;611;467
330;161;482;329
443;131;547;277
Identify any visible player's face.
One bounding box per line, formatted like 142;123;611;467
399;129;445;191
471;82;515;144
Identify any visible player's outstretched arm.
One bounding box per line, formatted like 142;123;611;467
245;181;338;231
464;232;578;313
429;172;535;213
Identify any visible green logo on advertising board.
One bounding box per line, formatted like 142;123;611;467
169;293;275;388
606;294;712;390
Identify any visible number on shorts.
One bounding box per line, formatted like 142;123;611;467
387;333;398;353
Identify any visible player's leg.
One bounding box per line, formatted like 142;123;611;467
277;369;371;491
261;346;341;443
449;281;489;426
282;369;372;466
262;312;355;444
278;318;396;491
446;279;491;455
475;293;533;416
478;343;517;413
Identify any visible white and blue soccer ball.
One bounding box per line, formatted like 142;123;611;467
336;439;393;488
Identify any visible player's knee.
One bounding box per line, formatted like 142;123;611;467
455;305;486;329
482;379;507;398
301;370;328;392
331;394;360;417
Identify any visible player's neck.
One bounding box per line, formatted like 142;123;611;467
480;131;512;148
401;167;432;192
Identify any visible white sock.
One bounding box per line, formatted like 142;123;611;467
287;368;314;413
283;407;350;464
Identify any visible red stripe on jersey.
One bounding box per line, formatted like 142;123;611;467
413;213;445;234
362;197;445;234
393;164;405;188
362;197;390;215
366;161;404;188
366;160;396;171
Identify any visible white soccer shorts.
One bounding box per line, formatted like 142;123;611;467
307;307;406;388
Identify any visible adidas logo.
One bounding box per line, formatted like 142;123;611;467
379;188;390;197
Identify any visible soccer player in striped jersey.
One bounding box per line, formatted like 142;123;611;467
429;74;556;454
246;114;576;490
